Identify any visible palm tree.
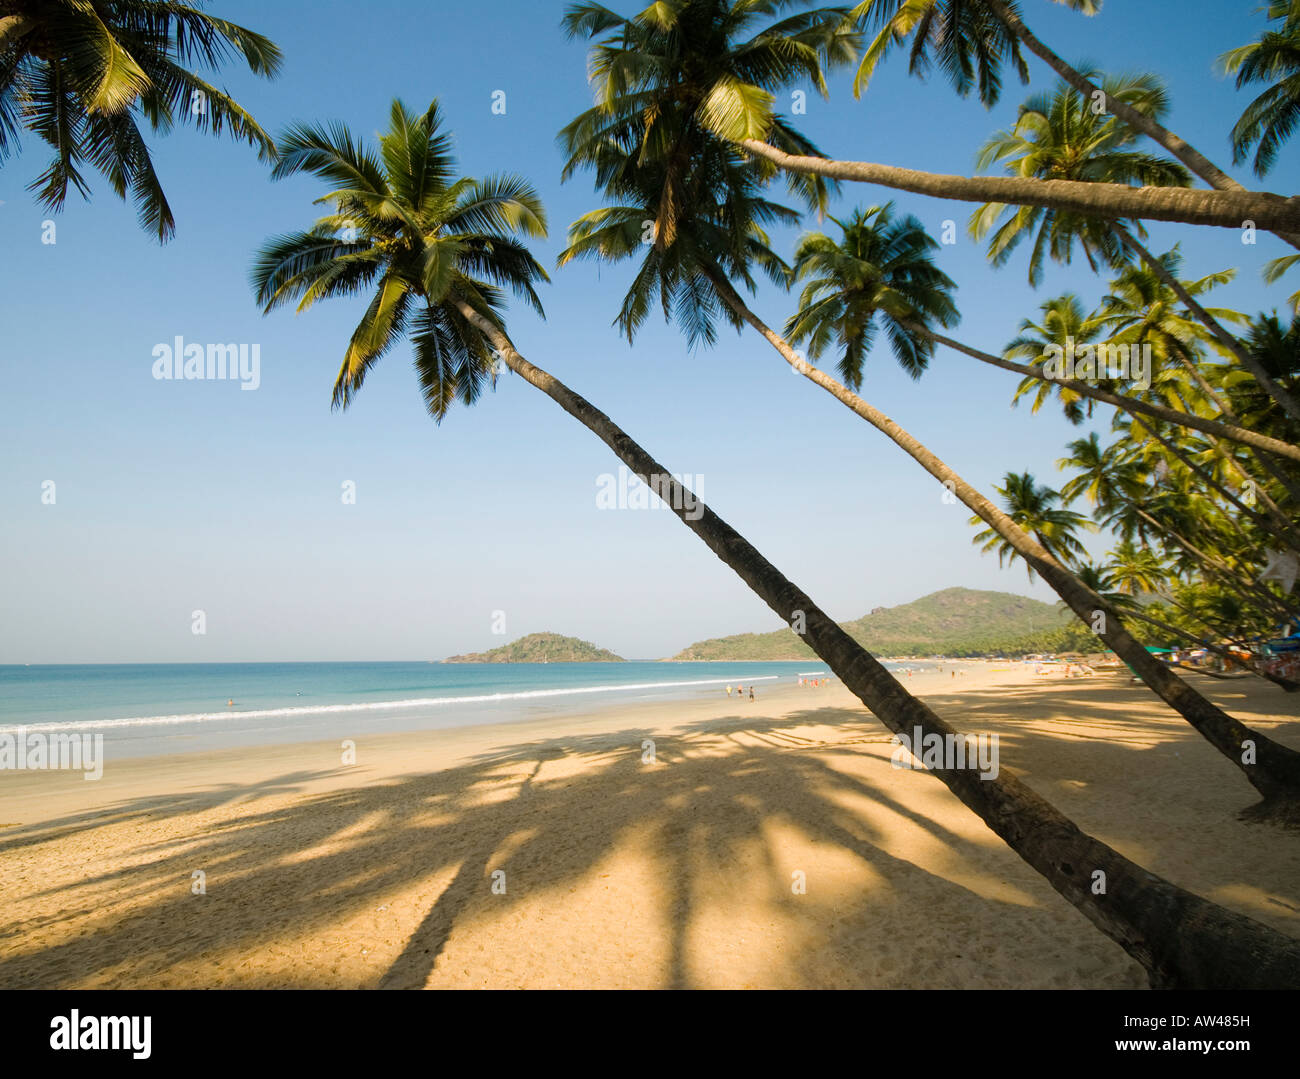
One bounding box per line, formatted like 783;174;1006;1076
1071;560;1134;616
780;206;1249;486
1220;0;1300;177
970;72;1189;286
780;209;1260;470
1098;552;1283;681
559;125;797;349
1095;253;1239;366
1098;257;1300;507
253;99;550;419
1217;311;1300;511
785;203;959;387
974;77;1300;423
1224;2;1300;309
1004;294;1108;423
1106;539;1168;600
1058;430;1294;627
1232;312;1300;419
559;0;856;241
971;471;1093;579
561;0;1300;811
1057;433;1145;519
257;94;1300;988
0;0;281;240
754;188;1300;780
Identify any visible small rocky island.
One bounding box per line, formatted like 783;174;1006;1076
444;632;625;663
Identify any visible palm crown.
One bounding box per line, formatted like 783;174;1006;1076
970;73;1190;286
1004;292;1107;423
1220;0;1300;177
1058;431;1139;510
0;0;281;239
784;202;959;387
559;134;797;347
971;469;1094;578
251;98;549;420
560;0;856;242
1094;250;1242;397
850;0;1038;103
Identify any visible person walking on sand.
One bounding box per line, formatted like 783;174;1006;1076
749;686;755;701
726;684;732;697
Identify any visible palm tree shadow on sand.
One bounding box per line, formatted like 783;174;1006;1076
1;688;1296;989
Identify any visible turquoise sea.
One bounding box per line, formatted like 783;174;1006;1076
0;661;859;759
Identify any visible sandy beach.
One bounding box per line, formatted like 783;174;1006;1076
1;661;1297;989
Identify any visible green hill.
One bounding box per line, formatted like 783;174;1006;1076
444;632;625;663
668;587;1078;660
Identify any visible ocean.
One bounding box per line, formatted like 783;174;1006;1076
0;661;862;759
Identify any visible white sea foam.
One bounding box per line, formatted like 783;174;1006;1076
2;675;783;734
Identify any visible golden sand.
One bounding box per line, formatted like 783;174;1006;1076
1;663;1297;988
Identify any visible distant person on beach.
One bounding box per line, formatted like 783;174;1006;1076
749;686;755;701
726;685;732;696
227;699;234;707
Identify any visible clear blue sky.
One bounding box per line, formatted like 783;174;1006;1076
1;0;1293;662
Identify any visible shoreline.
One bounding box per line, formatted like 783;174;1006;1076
0;661;1020;821
0;675;844;816
0;658;978;763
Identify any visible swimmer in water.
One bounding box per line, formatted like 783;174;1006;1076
227;699;234;707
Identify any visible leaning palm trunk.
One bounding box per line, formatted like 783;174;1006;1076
916;320;1300;510
1160;340;1300;510
700;273;1300;814
736;138;1300;233
1128;505;1296;626
1129;415;1300;555
909;325;1300;464
453;299;1300;986
981;0;1300;253
1166;552;1295;635
1115;227;1300;423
